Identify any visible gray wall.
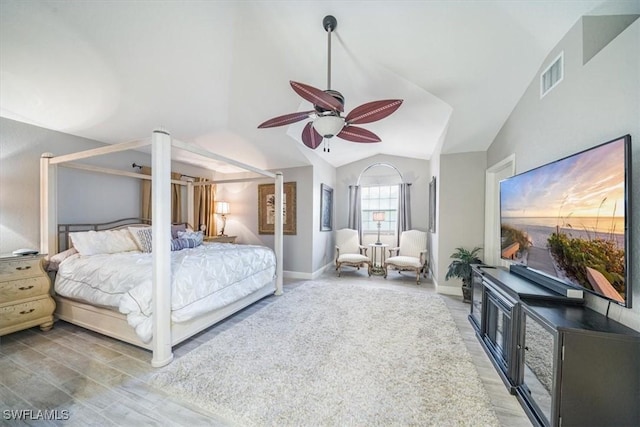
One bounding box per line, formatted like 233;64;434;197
195;156;337;277
428;141;442;286
0;116;347;277
335;154;430;233
487;17;639;331
1;118;143;253
1;117;218;253
311;156;337;275
206;152;428;277
214;165;315;276
434;151;487;294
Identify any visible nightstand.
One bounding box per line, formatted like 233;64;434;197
204;235;237;243
0;254;56;335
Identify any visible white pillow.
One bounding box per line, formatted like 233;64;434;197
50;247;78;263
128;226;151;252
69;229;139;256
45;247;78;271
135;228;153;253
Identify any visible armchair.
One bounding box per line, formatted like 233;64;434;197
335;228;371;277
384;230;428;284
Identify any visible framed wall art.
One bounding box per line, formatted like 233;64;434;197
320;184;333;231
258;182;297;235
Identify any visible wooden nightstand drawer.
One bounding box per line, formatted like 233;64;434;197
0;257;44;281
0;297;55;329
0;254;55;335
0;276;51;301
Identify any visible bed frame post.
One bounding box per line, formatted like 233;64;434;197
186;181;195;231
151;129;174;367
274;172;284;295
40;153;57;255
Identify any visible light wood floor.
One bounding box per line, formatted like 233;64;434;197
0;270;531;426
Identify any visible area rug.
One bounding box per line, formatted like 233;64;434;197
150;280;499;426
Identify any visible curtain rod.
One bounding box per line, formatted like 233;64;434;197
132;163;197;180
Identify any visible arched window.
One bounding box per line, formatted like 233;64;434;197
361;184;399;239
349;163;410;246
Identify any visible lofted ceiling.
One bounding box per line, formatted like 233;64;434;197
0;0;615;174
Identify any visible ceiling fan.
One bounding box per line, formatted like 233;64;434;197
258;15;403;152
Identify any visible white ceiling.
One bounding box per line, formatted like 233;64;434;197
0;0;615;173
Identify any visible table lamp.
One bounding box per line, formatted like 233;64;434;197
372;211;385;245
215;201;230;236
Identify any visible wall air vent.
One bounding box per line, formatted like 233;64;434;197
540;52;564;98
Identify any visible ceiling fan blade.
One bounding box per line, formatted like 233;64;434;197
290;81;344;113
345;99;403;125
301;122;323;149
258;111;314;128
337;126;381;143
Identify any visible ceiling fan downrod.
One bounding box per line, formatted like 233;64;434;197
257;14;402;150
323;15;337;91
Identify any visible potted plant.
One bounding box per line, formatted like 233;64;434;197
445;246;483;303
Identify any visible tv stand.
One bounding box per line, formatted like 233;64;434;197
469;266;640;427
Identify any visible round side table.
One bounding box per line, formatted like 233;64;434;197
368;243;389;276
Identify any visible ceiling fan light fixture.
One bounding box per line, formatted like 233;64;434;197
313;115;344;138
257;15;402;149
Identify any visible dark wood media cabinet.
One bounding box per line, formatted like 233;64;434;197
469;265;640;427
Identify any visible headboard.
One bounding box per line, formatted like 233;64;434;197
57;218;151;252
57;218;195;253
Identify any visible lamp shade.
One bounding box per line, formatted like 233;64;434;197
372;211;385;222
313;115;344;138
215;201;230;215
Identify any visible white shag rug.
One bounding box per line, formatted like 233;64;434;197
150;280;499;426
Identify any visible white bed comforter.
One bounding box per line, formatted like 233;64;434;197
54;243;276;343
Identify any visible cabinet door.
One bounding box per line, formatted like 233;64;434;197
560;332;640;426
469;270;484;331
520;311;556;426
484;290;514;375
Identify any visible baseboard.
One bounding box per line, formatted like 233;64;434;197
312;262;335;279
283;262;334;280
435;282;463;297
283;270;312;280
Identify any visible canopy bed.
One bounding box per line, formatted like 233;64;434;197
40;129;284;367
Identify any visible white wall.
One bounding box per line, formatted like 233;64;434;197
487;17;640;331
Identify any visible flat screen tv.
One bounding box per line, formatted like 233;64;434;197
500;135;632;307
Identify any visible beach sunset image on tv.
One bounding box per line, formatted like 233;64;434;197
500;137;628;304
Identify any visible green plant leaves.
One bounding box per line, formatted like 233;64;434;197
547;233;625;295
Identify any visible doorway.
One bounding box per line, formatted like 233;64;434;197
484;155;515;266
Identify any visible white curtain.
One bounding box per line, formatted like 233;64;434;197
396;183;412;246
347;185;362;242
